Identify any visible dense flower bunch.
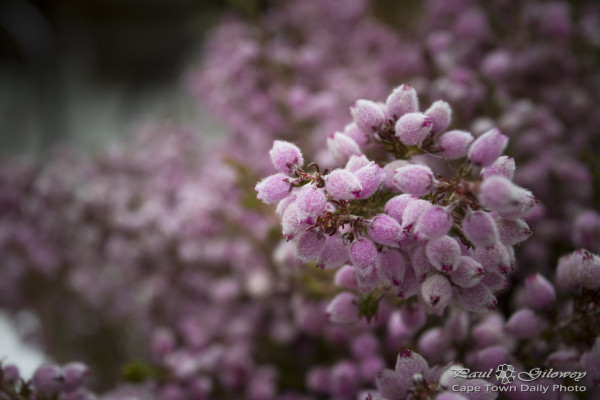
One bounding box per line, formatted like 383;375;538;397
257;85;536;320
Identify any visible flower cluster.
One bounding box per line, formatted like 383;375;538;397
257;85;536;320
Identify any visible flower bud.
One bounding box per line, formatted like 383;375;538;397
386;84;419;120
316;235;349;270
394;349;429;385
350;238;379;277
426;236;461;272
269;140;304;174
326;292;359;324
449;256;484;288
435;392;469;400
2;364;19;382
369;214;402;246
581;338;600;387
556;251;581;290
474;242;512;274
355;262;379;292
468;127;509;167
343;122;369;147
281;202;306;240
495;218;532;246
393;164;435;196
474;346;509;371
384;194;418;224
62;362;90;393
327;132;362;163
438;130;474;160
414;206;453;240
379;249;407;286
410;245;436;282
255;173;290;204
296;230;326;263
296;186;328;224
351;99;385;134
395;113;433;146
334;264;358;289
576;250;600;289
377;369;406;399
275;193;296;217
421;274;452;310
459;284;497;312
360;357;386;382
481;270;507;292
325;169;362;200
462;210;499;248
478;176;533;218
32;364;65;395
401;199;433;231
345;154;370;172
425;100;452;134
397;267;421;300
525;273;556;309
505;308;541;338
355;162;384;199
382;159;410;190
481;156;515;181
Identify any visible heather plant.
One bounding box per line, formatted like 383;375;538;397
256;85;535;322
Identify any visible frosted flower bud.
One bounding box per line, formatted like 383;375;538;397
414;206;452;240
269;140;303;174
343;122;369;147
481;270;508;292
384;194;418;224
410;245;436;282
355;263;379;292
473;242;512;274
425;100;452;134
394;349;429;384
386;84;419;120
478;176;532;217
481;156;515;181
379;249;407;286
397;267;421;300
275;194;296;218
459;284;497;312
505;308;541;339
426;236;461;272
462;210;499;248
325;169;362;200
495;218;532;246
439;130;473;160
382;159;409;190
345;154;370;172
449;256;484;288
576;250;600;289
556;251;581;290
468;127;509;167
369;214;402;246
421;274;452;310
327;132;362;163
296;231;326;263
474;346;508;371
32;364;65;395
316;235;349;270
573;210;600;250
326;292;359;324
350;238;379;276
355;162;384;199
296;186;327;224
255;173;290;204
62;362;90;393
525;273;556;309
281;202;305;240
334;265;358;289
395;113;433;146
393;164;435;196
350;99;385;134
402;199;434;233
